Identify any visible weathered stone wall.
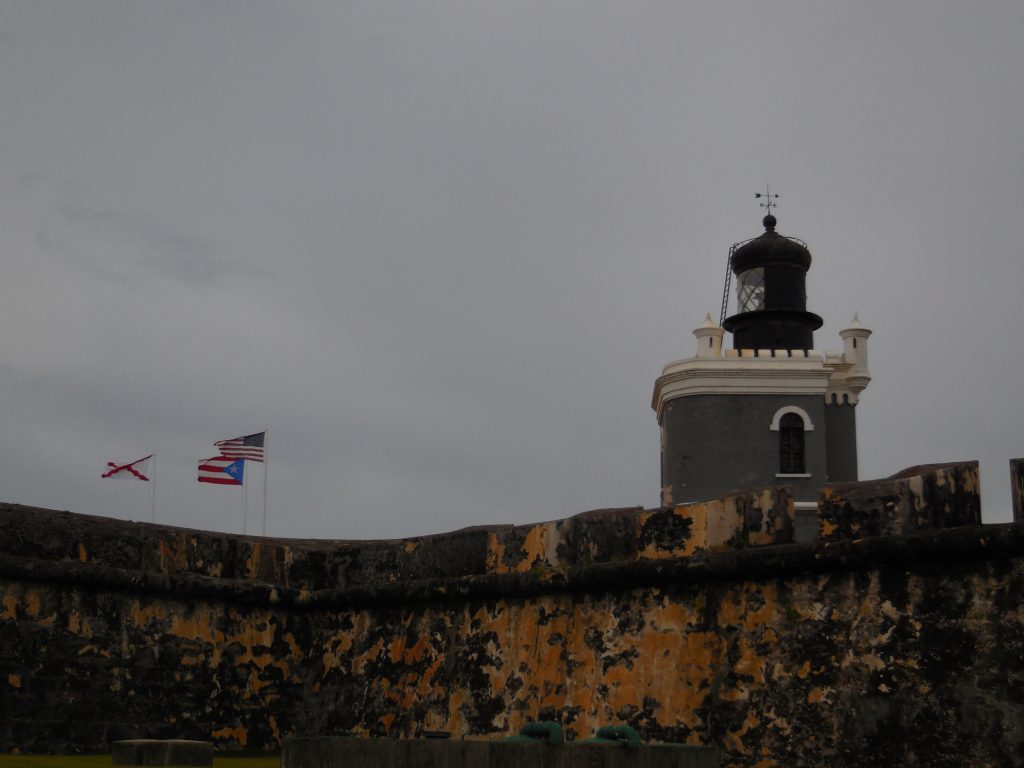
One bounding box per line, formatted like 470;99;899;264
658;394;829;506
3;462;1023;766
280;736;721;767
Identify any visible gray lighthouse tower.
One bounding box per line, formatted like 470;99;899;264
652;211;871;540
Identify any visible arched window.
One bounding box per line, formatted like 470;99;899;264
778;413;805;474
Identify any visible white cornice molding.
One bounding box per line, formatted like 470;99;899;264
652;358;834;418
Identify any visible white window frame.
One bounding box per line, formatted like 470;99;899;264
771;405;813;478
769;405;815;432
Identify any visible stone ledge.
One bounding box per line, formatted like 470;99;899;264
0;502;507;591
111;739;213;766
820;461;980;540
281;737;721;768
5;523;1024;609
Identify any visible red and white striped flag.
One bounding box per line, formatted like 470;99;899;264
214;432;265;462
198;456;245;485
102;455;153;481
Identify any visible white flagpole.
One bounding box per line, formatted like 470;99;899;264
150;454;157;524
242;463;248;535
261;428;269;537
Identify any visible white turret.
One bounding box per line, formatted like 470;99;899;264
693;313;725;359
839;314;872;376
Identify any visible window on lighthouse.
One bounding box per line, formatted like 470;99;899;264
737;268;765;312
779;413;805;474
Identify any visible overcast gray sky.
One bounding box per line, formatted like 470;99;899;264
1;1;1022;539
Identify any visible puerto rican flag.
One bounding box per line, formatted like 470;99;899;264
198;456;245;485
102;455;153;481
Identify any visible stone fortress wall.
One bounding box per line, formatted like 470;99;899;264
3;460;1024;766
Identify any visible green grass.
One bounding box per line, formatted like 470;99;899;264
0;756;278;767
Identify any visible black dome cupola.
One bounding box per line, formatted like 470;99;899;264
722;214;823;350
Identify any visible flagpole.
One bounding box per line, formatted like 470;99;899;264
150;453;157;524
261;428;269;537
242;465;248;535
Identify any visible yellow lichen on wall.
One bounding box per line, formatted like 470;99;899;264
246;544;262;579
212;726;248;746
158;534;190;573
64;597;94;636
170;611;225;646
605;596;717;731
716;582;778;631
24;591;42;618
706;498;745;551
558;599;615;732
301;584;740;744
2;593;18;620
283;632;304;663
322;630;355;675
959;464;979;493
526;524;559;572
723;710;761;756
487;521;569;574
807;686;836;706
77;644;111;658
352;636;386;677
2;569;762;750
485;532;506;573
130;601;169;628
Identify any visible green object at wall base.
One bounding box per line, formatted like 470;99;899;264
503;721;565;745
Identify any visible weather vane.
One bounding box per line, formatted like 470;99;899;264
754;184;779;215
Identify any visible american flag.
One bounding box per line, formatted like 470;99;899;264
214;431;265;462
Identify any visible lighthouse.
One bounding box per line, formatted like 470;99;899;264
652;210;871;541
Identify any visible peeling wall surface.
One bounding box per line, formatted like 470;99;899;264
3;461;1024;766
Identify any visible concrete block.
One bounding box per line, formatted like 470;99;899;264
637;488;793;559
637;506;701;559
569;743;613;767
111;739;213;766
738;488;794;546
566;743;720;767
793;502;819;544
403;738;493;768
281;736;396;768
283;737;500;768
486;508;646;574
647;744;720;767
457;741;494;766
819;461;981;541
490;741;570;768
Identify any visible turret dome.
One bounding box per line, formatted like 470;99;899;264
730;216;812;273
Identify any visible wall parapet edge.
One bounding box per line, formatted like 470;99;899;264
4;522;1023;609
820;460;980;540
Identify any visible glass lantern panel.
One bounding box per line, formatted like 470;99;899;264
737;268;764;312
